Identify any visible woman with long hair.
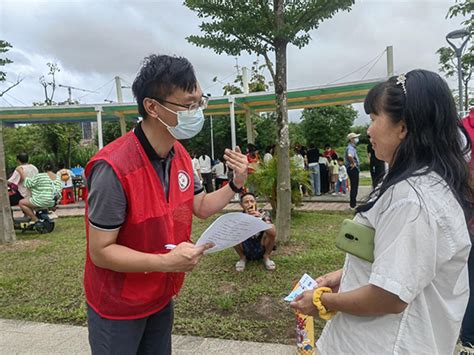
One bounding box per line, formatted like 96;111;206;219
291;69;473;354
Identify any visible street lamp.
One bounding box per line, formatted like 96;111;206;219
207;93;214;161
445;28;470;115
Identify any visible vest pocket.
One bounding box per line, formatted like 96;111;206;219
121;272;169;303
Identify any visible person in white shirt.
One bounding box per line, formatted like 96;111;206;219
332;157;348;195
212;157;228;190
292;147;306;196
8;152;38;205
292;148;305;170
291;70;472;355
191;152;202;182
263;145;274;164
198;153;213;193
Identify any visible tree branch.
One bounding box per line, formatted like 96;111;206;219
0;77;23;97
261;51;276;84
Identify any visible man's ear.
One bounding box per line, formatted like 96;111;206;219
143;98;158;118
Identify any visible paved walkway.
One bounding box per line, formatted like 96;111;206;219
0;319;294;354
12;186;372;218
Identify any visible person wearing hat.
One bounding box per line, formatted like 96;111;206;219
345;132;361;208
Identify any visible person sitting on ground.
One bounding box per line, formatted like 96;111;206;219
7;152;38;206
18;162;62;224
234;192;277;272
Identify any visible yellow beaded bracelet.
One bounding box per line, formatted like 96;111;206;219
312;287;337;321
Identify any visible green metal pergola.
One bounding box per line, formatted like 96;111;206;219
0;78;382;149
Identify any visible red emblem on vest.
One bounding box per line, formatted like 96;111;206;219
178;170;191;192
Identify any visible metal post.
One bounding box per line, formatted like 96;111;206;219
115;76;126;136
456;50;463;114
95;106;104;149
229;97;236;150
446;29;470;115
386;46;394;77
210;115;215;160
115;76;124;103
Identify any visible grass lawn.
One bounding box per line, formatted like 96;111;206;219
359;175;372;186
0;211;349;344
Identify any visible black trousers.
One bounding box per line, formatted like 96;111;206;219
9;191;23;206
347;167;359;208
201;173;214;193
370;165;385;189
87;301;173;355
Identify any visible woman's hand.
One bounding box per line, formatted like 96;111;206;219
290;290;318;316
316;269;343;293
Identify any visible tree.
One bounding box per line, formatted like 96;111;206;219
185;0;354;242
0;40;23;97
301;105;358;149
217;59;272;143
101;121;136;146
289;121;306;147
0;121;16;243
351;124;370;145
437;0;473;112
39;123;83;168
0;40;17;243
248;154;311;217
35;62;60;106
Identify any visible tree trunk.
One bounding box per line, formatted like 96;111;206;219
67;137;72;168
464;80;470;113
274;0;291;243
0;122;17;244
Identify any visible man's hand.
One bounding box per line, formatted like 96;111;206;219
162;242;214;272
224;146;248;188
316;269;343;293
247;209;262;218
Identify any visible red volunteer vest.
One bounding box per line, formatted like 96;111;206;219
84;131;194;320
461;109;474;171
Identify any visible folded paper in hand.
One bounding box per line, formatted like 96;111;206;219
195;212;271;254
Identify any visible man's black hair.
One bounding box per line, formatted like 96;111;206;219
132;54;197;119
240;192;256;203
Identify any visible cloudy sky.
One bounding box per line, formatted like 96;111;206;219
0;0;469;124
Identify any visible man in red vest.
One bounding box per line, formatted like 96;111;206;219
84;55;249;354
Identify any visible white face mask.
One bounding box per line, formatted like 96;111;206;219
354;137;360;144
155;102;205;140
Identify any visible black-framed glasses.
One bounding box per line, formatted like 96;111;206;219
151;95;209;114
